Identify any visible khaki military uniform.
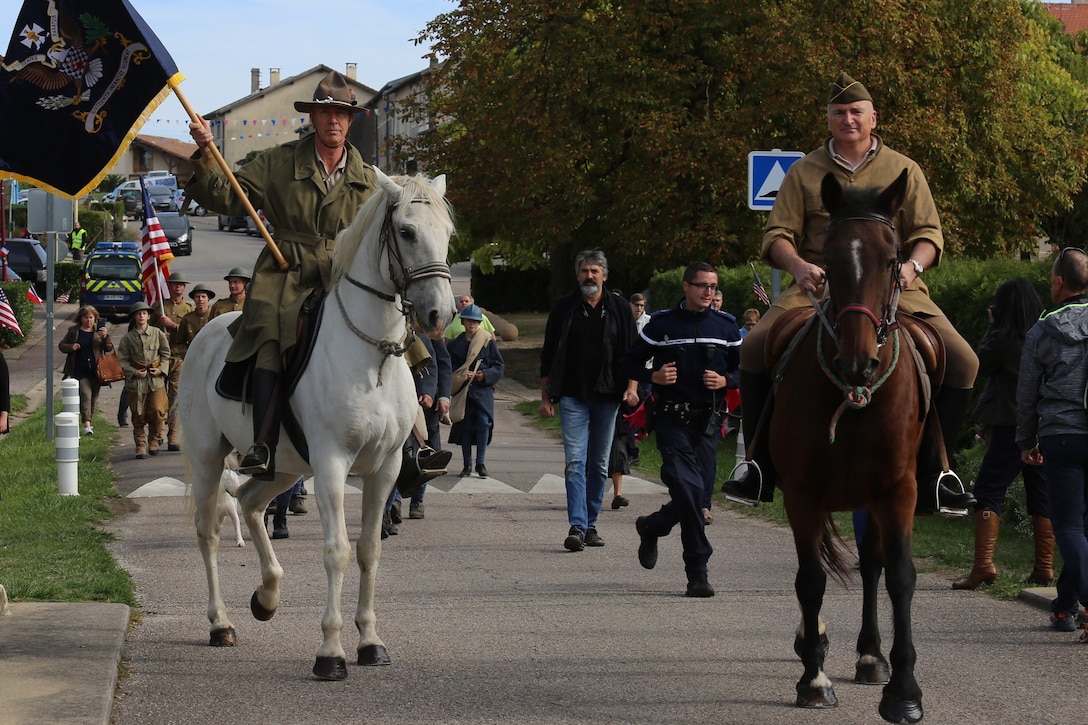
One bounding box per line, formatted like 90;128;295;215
118;326;171;455
155;298;194;446
209;295;244;320
175;309;211;357
742;135;978;388
186;134;378;362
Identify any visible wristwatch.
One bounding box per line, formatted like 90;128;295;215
907;258;924;276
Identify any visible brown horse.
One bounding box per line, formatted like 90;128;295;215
773;170;925;723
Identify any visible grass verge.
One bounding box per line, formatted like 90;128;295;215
0;406;137;605
510;402;1052;601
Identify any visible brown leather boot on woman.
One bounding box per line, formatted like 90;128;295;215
1026;515;1055;586
952;509;999;589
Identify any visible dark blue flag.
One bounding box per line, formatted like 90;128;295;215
0;0;183;198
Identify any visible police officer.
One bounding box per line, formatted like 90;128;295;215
620;262;742;597
69;221;87;262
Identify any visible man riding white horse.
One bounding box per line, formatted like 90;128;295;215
185;71;450;486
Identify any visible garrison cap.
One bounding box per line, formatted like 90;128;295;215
828;72;873;105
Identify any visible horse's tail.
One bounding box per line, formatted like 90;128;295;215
820;514;854;586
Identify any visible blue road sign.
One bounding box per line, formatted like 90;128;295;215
748;150;805;211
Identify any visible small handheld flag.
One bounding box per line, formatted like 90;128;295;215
25;285;44;304
752;265;771;306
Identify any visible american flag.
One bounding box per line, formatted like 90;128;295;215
56;289;72;304
140;178;174;306
0;287;23;336
752;265;771;306
25;286;44;304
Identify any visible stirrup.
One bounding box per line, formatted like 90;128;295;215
935;470;969;519
239;443;271;475
723;460;763;507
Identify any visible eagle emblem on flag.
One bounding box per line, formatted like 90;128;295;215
3;1;148;132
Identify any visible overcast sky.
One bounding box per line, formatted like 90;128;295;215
1;0;455;141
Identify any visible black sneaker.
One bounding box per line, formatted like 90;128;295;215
563;526;585;552
635;516;658;570
584;527;605;547
611;495;629;509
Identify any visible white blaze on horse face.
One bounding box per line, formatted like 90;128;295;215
848;237;864;285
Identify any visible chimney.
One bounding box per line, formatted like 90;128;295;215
345;63;357;80
250;67;260;93
269;68;280;86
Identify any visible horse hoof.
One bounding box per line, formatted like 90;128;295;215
250;591;277;621
358;644;391;666
796;684;838;709
313;656;348;680
879;693;923;724
793;631;831;659
855;659;891;685
209;627;237;647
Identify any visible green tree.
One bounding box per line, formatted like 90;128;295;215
96;174;125;193
406;0;1088;291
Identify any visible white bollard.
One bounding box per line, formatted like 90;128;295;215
61;378;80;417
55;412;80;496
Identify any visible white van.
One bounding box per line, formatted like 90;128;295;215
108;175;177;200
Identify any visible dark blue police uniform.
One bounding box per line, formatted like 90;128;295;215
620;301;741;580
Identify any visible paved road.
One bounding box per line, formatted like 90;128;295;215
3;245;1083;724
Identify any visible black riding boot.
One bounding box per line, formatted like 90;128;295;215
394;437;453;498
271;504;289;539
917;387;976;516
721;370;777;506
239;369;282;481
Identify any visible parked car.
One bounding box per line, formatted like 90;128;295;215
218;214;247;232
120;188;141;219
246;210;274;237
1;263;23;282
147;185;177;213
174;188;206;217
157;212;193;256
1;237;49;297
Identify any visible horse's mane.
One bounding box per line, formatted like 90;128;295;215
332;174;455;283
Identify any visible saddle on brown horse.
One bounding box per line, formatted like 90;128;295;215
765;305;945;422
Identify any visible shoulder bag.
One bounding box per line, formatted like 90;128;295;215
96;350;125;385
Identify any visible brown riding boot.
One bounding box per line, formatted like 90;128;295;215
1026;515;1055;586
952;509;999;589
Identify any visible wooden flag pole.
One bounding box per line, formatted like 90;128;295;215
169;80;289;271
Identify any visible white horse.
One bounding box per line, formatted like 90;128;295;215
179;170;455;680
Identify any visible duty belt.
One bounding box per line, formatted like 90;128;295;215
659;400;710;424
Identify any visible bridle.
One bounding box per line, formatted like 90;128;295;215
813;212;905;441
334;197;452;384
812;213;903;348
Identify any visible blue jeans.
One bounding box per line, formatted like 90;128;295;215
559;397;619;532
1039;434;1088;613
